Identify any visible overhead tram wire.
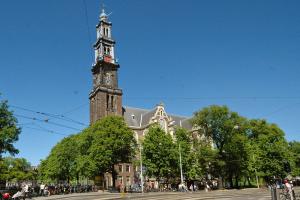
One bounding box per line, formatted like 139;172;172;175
11;105;88;126
61;102;89;115
15;114;82;132
258;102;300;119
124;96;300;101
22;126;68;136
82;0;94;62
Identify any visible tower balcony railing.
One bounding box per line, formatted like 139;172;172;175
95;55;118;65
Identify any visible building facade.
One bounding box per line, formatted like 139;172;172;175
89;7;193;189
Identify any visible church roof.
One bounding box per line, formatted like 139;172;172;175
123;106;193;130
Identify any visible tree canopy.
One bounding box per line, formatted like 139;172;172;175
142;125;177;181
39;116;137;187
0;157;36;183
289;141;300;176
38;105;297;189
191;105;293;187
0;100;21;158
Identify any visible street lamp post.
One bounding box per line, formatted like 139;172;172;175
139;144;144;194
179;143;184;185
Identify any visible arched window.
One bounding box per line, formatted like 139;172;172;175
111;95;114;109
106;94;109;109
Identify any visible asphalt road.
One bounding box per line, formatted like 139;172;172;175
32;188;273;200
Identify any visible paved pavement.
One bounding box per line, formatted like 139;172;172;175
31;188;272;200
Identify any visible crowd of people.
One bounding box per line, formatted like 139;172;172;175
0;183;98;199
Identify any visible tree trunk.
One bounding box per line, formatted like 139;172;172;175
247;177;251;186
218;175;224;189
235;176;239;188
229;176;234;188
111;165;116;188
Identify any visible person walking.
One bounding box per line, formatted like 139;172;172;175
40;183;45;196
284;179;294;200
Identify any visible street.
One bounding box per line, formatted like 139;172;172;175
32;188;272;200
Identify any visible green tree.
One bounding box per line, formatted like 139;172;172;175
0;100;21;158
191;105;251;188
248;119;291;182
39;116;136;186
39;134;79;183
86;116;137;188
142;125;177;183
174;127;203;182
73;130;97;179
0;157;34;183
289;141;300;176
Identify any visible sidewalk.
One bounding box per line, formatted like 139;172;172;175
32;191;114;200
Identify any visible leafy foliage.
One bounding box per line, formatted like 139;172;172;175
248;119;291;181
0;100;21;157
38;105;295;188
289;141;300;176
39;135;79;182
39;116;137;186
191;105;292;187
142;125;177;181
0;157;36;182
86;116;136;186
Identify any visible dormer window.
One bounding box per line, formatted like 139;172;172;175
131;114;135;120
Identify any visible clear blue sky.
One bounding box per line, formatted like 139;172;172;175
0;0;300;166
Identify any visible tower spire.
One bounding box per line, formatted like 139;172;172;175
100;3;108;21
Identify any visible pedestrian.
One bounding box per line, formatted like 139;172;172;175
205;181;210;192
284;179;294;200
40;182;45;196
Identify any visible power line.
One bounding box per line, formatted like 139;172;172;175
82;0;94;62
15;114;82;131
11;105;88;126
259;102;300;118
62;103;89;115
124;96;300;101
22;125;68;136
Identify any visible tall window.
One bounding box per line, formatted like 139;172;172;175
126;165;130;172
106;94;109;109
111;95;114;110
118;164;123;172
103;27;106;36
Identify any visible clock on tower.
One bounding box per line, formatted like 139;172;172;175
89;7;123;124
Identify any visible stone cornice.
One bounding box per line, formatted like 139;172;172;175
89;86;122;99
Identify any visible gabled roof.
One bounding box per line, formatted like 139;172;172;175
123;105;193;130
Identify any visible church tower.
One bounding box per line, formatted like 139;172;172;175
89;7;122;124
